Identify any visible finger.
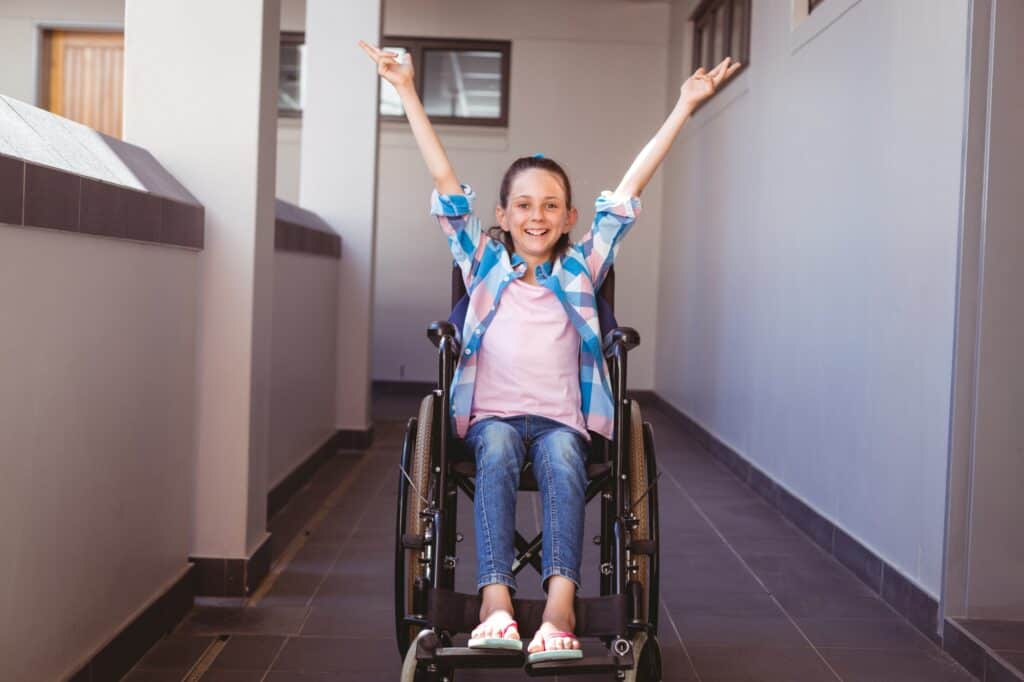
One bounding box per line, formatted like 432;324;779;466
357;41;379;60
709;56;731;79
724;62;742;79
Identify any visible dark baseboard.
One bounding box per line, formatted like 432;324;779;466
943;619;1024;682
643;392;943;645
69;564;195;682
267;430;347;520
336;425;374;450
190;533;273;598
373;379;435;396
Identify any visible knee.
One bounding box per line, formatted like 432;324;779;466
537;432;587;480
470;421;522;472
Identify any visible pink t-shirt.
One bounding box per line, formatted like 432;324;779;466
470;279;589;440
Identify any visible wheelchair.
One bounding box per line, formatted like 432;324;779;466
395;266;662;681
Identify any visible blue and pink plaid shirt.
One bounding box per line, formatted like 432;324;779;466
431;185;642;441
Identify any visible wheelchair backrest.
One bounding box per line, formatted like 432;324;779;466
447;264;618;341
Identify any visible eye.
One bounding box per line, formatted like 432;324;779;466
517;203;529;209
546;203;558;209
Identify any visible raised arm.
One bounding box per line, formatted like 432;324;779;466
358;41;462;195
613;56;742;199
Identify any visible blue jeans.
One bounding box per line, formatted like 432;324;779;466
464;415;589;594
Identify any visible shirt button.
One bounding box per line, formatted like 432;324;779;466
464;349;472;356
474;329;481;335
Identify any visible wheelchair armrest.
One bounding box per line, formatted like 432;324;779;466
602;326;640;355
427;320;461;353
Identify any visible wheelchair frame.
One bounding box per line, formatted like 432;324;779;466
394;267;662;681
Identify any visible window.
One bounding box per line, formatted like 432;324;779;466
378;36;511;127
808;0;826;11
279;31;304;117
40;29;125;138
690;0;750;107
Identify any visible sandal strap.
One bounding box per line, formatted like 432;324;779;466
500;620;519;638
544;631;577;641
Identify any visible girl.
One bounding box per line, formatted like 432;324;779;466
359;40;739;663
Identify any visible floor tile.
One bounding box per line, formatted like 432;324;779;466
822;647;976;681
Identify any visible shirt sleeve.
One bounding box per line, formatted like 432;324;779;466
430;184;486;289
574;191;642;290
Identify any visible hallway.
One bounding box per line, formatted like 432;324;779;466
122;394;975;681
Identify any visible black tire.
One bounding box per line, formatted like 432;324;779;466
623;631;662;682
627;400;652;623
395;394;436;657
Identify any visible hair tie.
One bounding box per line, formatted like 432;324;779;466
532;153;545;159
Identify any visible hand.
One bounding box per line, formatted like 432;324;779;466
358;40;414;89
679;57;742;109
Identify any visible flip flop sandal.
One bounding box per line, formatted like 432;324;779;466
526;631;583;663
468;619;523;651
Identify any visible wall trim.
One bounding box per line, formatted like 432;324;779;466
189;533;273;598
943;618;1024;682
642;391;943;644
67;564;195;682
0;153;204;249
267;430;347;519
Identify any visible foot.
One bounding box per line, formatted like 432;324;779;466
527;615;580;655
471;585;520;643
528;577;581;655
470;607;520;642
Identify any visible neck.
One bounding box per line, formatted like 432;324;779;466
518;253;549;285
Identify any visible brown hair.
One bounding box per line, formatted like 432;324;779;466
487;155;573;260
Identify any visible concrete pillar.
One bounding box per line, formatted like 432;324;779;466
122;0;280;560
300;0;381;436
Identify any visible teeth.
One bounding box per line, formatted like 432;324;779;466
525;229;547;236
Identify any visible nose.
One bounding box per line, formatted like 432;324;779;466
530;206;544;222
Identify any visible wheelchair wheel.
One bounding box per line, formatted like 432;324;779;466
400;629;456;682
627;400;659;629
395;394;436;656
623;631;662;682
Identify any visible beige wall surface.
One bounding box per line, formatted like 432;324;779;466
959;0;1024;619
268;251;339;486
0;226;198;681
656;0;968;599
363;0;671;389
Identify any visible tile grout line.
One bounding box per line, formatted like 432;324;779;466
247;450;375;607
257;636;292;682
660;602;704;682
294;454;395;634
660;464;846;681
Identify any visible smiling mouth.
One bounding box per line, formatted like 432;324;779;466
524;228;549;237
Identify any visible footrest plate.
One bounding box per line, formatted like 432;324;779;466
525;654;633;677
428;646;525;668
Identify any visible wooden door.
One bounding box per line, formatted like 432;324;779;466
43;30;125;138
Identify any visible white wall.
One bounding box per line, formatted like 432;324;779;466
364;0;671;389
268;251;339;486
655;0;968;599
0;226;198;681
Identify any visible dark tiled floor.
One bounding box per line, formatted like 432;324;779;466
123;394;976;681
955;619;1024;679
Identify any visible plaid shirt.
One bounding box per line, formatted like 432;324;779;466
431;185;642;440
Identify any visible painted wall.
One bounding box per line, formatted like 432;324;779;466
655;0;968;599
268;250;339;486
0;226;198;681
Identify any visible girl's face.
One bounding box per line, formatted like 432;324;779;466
495;168;578;265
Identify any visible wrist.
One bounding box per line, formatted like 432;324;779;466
675;96;697;117
395;82;418;98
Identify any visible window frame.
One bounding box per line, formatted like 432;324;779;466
379;35;511;128
279;30;304;119
689;0;751;112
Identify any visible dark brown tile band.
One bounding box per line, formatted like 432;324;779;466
275;218;340;258
1;153;204;251
68;564;195;682
642;391;943;645
0;153;24;225
190;533;273;598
